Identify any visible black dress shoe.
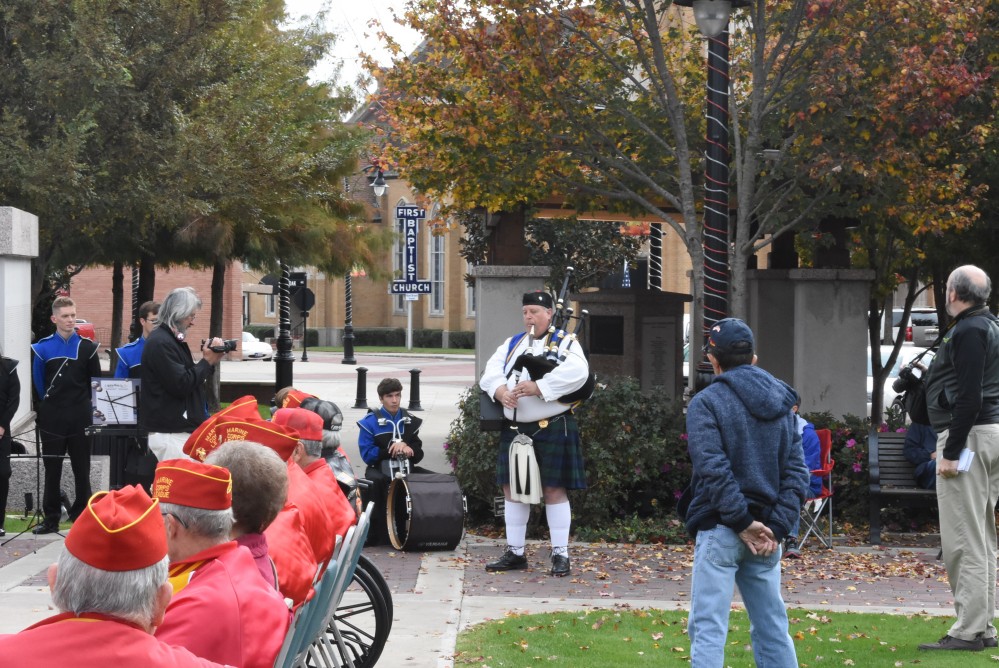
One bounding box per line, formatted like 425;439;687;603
550;553;571;577
485;550;528;572
31;523;59;535
918;635;984;651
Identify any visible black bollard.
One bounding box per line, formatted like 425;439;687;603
353;367;369;409
408;368;423;411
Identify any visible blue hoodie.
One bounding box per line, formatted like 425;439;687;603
684;364;810;541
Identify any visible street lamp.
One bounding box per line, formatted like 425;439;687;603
674;0;750;386
343;167;388;364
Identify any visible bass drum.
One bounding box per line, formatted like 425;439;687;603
387;473;465;551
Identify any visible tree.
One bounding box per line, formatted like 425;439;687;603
372;0;994;418
0;0;393;356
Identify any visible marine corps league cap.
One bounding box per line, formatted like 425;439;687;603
153;459;233;510
272;407;323;442
281;389;315;409
704;317;755;355
182;395;261;460
210;416;301;462
65;486;167;571
522;291;553;309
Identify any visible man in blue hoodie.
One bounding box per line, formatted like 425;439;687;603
684;318;809;667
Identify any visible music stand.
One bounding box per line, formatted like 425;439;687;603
87;378;146;491
2;423;59;546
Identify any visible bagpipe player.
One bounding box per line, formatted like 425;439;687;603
479;290;591;577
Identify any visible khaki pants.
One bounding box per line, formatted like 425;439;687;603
937;424;999;641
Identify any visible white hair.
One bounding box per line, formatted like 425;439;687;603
52;552;169;627
160;501;234;541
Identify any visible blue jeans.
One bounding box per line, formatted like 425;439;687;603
688;525;798;667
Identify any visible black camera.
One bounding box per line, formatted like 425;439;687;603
892;363;922;394
205;338;238;354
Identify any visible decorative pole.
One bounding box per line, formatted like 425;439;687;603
342;271;356;364
674;0;749;385
274;262;294;392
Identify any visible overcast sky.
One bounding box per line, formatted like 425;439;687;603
283;0;422;98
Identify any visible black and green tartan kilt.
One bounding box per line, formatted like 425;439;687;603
495;413;587;490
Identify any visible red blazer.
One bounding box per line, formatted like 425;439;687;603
287;461;335;564
302;459;357;541
265;505;320;607
157;542;290;668
0;612;230;667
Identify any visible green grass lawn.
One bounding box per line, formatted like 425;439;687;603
456;608;980;667
2;516;72;535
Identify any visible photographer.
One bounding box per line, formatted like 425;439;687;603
140;287;225;462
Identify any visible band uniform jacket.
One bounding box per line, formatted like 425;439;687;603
0;611;231;667
157;542;290;668
356;407;424;467
0;357;20;451
114;336;147;379
31;332;101;428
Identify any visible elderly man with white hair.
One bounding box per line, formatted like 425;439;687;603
0;486;228;666
153;458;289;668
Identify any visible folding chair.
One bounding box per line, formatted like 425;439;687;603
308;502;374;668
275;535;344;668
797;428;835;550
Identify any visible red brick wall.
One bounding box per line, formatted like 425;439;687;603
69;263;244;354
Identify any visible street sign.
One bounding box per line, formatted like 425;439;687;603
393;206;430;295
289;272;307;291
291;287;315;311
404;293;419;301
390;280;431;294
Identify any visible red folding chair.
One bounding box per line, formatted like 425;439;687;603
797;428;835;550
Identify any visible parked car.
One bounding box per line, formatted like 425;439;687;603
888;307;939;346
909;308;940;347
241;331;273;360
867;345;904;420
75;319;96;340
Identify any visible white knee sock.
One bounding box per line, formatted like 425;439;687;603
546;501;571;555
504;499;531;555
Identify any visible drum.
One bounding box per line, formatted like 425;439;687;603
387;473;465;551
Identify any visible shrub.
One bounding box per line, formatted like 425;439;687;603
413;329;443;348
447;378;690;533
353;327;406;346
245;324;275;339
447;331;475;349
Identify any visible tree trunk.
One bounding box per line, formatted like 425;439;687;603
110;261;124;373
205;259;226;413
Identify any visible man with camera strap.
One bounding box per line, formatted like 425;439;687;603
141;287;225;462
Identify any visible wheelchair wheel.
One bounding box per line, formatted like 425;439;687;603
324;557;392;668
357;554;393;633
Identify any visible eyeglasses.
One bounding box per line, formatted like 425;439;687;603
162;511;188;529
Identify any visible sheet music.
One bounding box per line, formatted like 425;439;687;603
91;378;140;425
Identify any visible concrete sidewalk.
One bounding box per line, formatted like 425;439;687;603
0;352;961;667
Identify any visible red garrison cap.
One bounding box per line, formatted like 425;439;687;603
183;395;261;461
65;486;167;571
273;408;323;442
153;459;232;510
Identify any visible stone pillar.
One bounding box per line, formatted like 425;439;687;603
747;268;874;419
471;265;550;380
0;206;38;428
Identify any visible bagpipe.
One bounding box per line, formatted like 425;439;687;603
509;267;595;404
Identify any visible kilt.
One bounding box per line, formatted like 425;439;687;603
495;413;587;490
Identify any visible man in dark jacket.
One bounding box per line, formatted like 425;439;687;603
919;265;999;652
140;288;225;461
684;318;809;667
